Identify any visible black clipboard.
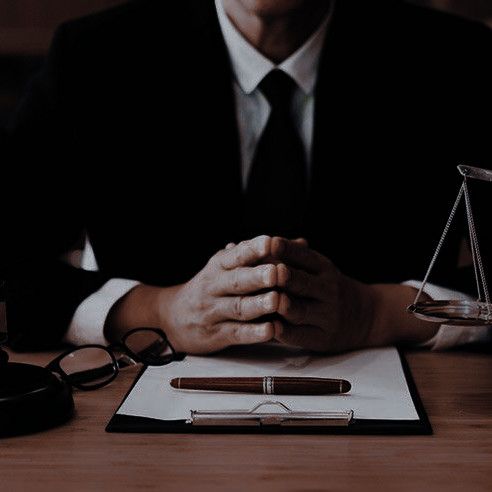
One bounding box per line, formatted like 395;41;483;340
106;350;432;435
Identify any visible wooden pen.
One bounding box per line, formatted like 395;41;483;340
169;377;351;395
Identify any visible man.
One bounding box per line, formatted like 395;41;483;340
5;0;492;353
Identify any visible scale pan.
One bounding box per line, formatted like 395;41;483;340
407;300;492;325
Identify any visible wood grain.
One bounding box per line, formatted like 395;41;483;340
2;348;492;491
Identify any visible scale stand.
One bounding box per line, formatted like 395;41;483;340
0;283;73;437
408;165;492;326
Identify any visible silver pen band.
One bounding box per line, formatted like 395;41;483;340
263;376;274;395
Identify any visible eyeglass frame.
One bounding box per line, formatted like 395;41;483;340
45;327;182;391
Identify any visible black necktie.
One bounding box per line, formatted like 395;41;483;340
243;69;308;239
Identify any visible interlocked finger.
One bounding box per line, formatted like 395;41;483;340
214;291;280;321
272;237;327;273
214;321;275;347
216;236;272;270
277;293;315;325
212;264;277;295
277;264;322;299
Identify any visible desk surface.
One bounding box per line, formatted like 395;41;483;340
2;348;492;491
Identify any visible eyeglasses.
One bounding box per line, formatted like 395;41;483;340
44;328;181;390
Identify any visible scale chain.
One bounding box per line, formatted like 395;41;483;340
464;179;484;302
463;178;491;315
413;183;465;304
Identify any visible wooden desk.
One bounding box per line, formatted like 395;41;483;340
2;348;492;491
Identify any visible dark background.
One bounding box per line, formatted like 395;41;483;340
0;0;123;127
0;0;491;127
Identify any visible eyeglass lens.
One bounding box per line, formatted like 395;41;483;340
56;329;173;390
59;347;116;389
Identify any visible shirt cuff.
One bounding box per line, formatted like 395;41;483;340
402;280;492;350
64;279;141;346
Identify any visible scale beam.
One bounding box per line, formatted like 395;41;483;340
457;165;492;182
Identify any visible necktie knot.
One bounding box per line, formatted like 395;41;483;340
258;69;297;109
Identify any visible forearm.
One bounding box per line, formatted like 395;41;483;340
367;284;438;347
104;283;179;343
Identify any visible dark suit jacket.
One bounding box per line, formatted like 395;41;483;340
4;0;492;350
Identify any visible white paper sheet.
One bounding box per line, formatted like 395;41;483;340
117;345;419;421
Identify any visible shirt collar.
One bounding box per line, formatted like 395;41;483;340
215;0;333;95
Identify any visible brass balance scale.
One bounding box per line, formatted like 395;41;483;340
408;165;492;325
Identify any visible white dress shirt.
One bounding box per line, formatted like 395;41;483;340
216;0;333;185
63;0;491;350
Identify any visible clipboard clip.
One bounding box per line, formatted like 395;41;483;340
190;401;354;427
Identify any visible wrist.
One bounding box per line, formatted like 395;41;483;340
105;284;170;342
337;274;378;349
368;284;439;346
153;283;183;333
366;284;393;346
351;278;379;347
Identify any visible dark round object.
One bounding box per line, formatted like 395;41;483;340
0;362;74;437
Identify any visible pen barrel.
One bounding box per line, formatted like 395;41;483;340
174;377;265;393
171;377;351;395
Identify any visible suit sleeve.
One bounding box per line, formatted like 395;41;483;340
4;25;110;351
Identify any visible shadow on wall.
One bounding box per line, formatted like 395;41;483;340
0;0;125;127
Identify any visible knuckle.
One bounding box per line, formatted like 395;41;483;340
208;253;223;270
245;242;257;261
233;296;245;319
229;325;243;344
234;250;243;265
236;240;248;254
276;263;290;288
197;325;215;346
211;247;225;262
202;309;216;325
273;319;283;339
190;284;205;308
256;235;271;257
278;293;291;317
261;264;276;287
195;297;209;314
232;271;241;292
201;274;215;295
280;295;304;324
263;291;279;312
257;322;273;341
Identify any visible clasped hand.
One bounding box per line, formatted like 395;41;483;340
162;235;376;354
